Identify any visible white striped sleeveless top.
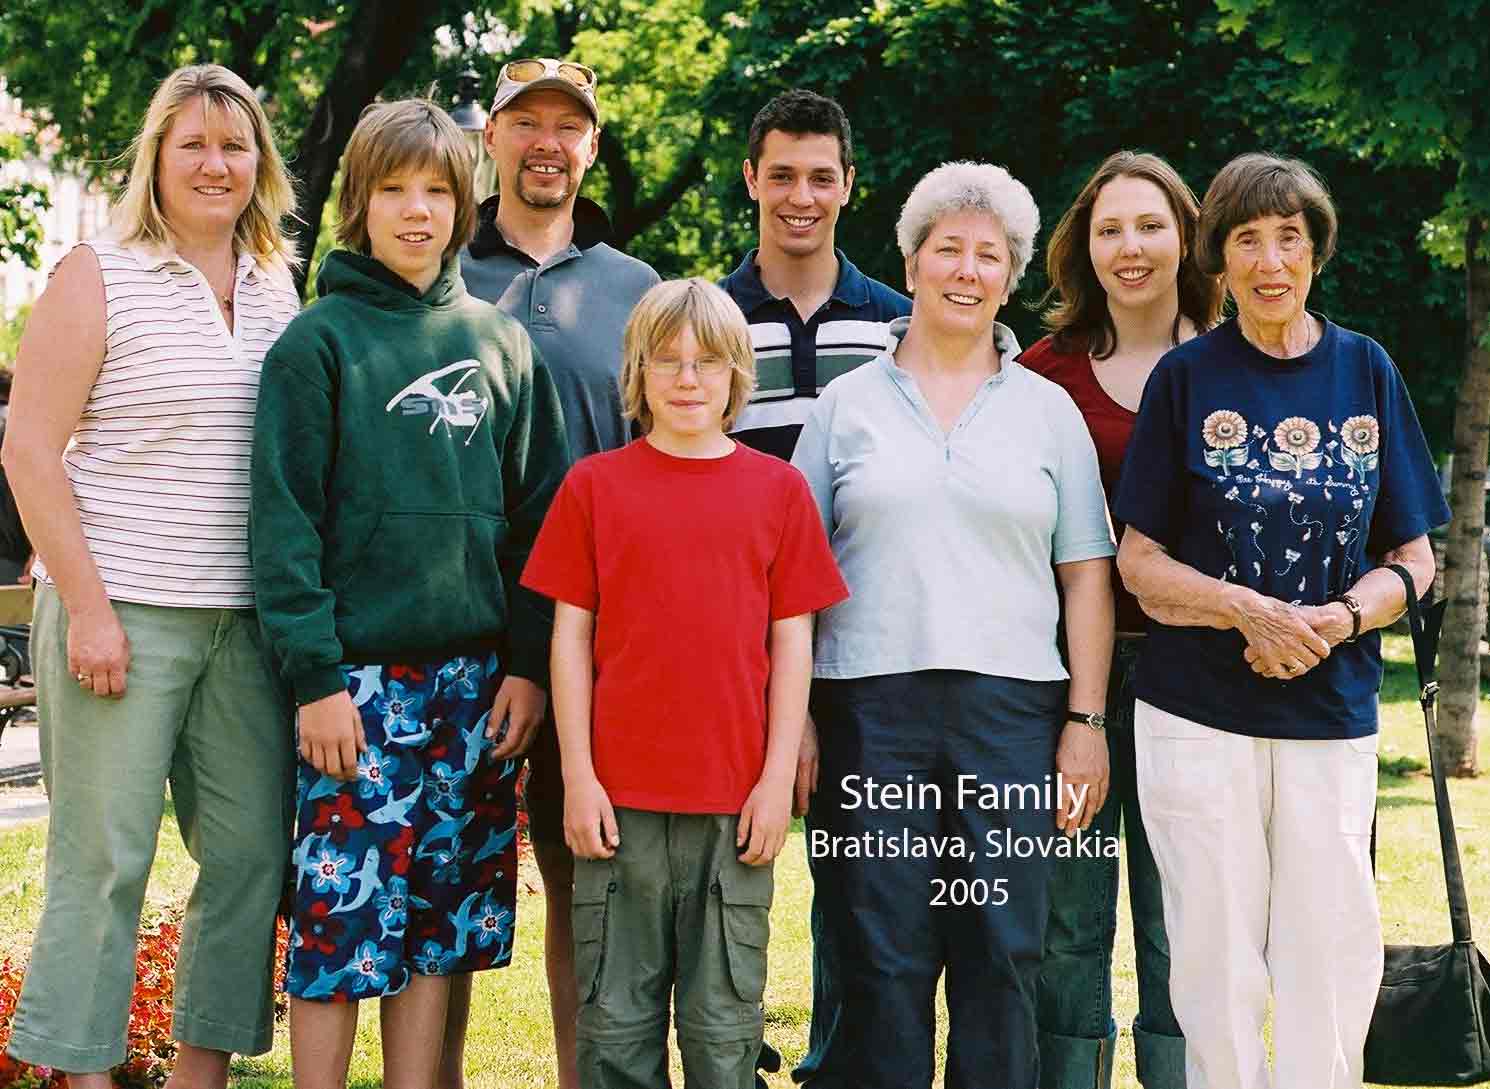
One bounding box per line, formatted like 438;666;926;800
34;239;300;608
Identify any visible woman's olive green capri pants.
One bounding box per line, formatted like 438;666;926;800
5;585;295;1071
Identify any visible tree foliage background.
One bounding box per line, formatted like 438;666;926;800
0;0;1468;448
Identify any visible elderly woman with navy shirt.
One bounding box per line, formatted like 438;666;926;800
1115;152;1449;1089
792;161;1116;1089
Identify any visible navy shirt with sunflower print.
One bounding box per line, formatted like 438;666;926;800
1114;315;1449;740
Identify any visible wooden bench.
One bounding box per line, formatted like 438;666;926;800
0;584;32;627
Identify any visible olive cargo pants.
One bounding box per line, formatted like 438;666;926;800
573;808;775;1088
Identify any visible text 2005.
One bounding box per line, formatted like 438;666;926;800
929;878;1009;907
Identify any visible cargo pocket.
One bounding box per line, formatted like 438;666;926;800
717;865;774;1005
1135;704;1224;820
572;862;614;1004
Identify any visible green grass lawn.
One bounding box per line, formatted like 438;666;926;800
4;633;1488;1087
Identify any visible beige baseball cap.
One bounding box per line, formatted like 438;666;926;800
489;58;598;124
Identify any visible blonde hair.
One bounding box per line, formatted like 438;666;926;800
337;99;477;263
114;64;299;273
620;279;757;434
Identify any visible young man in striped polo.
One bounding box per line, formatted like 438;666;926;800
721;89;910;461
719;88;910;1088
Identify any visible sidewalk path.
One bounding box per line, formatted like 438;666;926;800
1;720;39;769
0;786;48;827
0;722;46;827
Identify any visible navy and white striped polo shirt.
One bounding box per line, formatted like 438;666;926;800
720;248;910;461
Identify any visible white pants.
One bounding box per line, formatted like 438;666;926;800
1134;700;1383;1089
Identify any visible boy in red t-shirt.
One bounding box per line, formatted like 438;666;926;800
521;278;848;1087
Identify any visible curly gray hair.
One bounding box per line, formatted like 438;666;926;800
895;161;1041;290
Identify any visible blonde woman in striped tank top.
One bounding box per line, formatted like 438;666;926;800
2;65;300;1086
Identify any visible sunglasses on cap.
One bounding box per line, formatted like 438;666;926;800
498;58;597;90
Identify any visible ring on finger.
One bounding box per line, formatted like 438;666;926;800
76;671;91;686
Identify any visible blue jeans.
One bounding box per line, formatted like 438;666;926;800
790;802;840;1084
1036;639;1186;1089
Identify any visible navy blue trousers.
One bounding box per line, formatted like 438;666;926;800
806;670;1065;1089
1037;640;1186;1089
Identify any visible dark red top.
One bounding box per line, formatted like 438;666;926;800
1020;334;1146;634
521;439;849;813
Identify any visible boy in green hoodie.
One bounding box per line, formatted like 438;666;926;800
250;99;569;1088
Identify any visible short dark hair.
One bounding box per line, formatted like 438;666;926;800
747;89;853;175
1197;153;1338;275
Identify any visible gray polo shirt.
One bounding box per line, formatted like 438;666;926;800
791;316;1115;682
461;197;660;460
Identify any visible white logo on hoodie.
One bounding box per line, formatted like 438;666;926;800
385;360;490;446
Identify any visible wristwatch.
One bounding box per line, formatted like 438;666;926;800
1331;591;1363;643
1066;710;1107;732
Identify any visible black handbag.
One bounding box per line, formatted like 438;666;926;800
1363;563;1490;1085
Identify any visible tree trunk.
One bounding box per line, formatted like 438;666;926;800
597;129;705;249
285;0;442;294
1437;213;1489;777
228;4;283;86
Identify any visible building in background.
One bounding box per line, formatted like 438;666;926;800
0;81;111;319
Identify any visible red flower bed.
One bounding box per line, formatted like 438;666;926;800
516;765;531;840
0;915;290;1089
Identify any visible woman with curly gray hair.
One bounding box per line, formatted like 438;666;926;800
791;161;1116;1089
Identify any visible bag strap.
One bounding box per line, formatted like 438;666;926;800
1387;562;1473;944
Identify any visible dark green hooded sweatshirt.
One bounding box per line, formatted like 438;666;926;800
251;250;570;705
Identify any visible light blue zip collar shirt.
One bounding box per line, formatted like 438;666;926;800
791;316;1115;681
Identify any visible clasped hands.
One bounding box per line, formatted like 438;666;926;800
1235;593;1353;681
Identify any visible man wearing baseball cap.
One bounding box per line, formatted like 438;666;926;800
453;57;659;1089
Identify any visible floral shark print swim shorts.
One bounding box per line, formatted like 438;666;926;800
285;654;519;1000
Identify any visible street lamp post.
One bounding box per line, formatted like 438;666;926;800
448;69;495;201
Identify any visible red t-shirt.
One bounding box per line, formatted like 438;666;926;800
1020;334;1145;634
520;439;849;813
